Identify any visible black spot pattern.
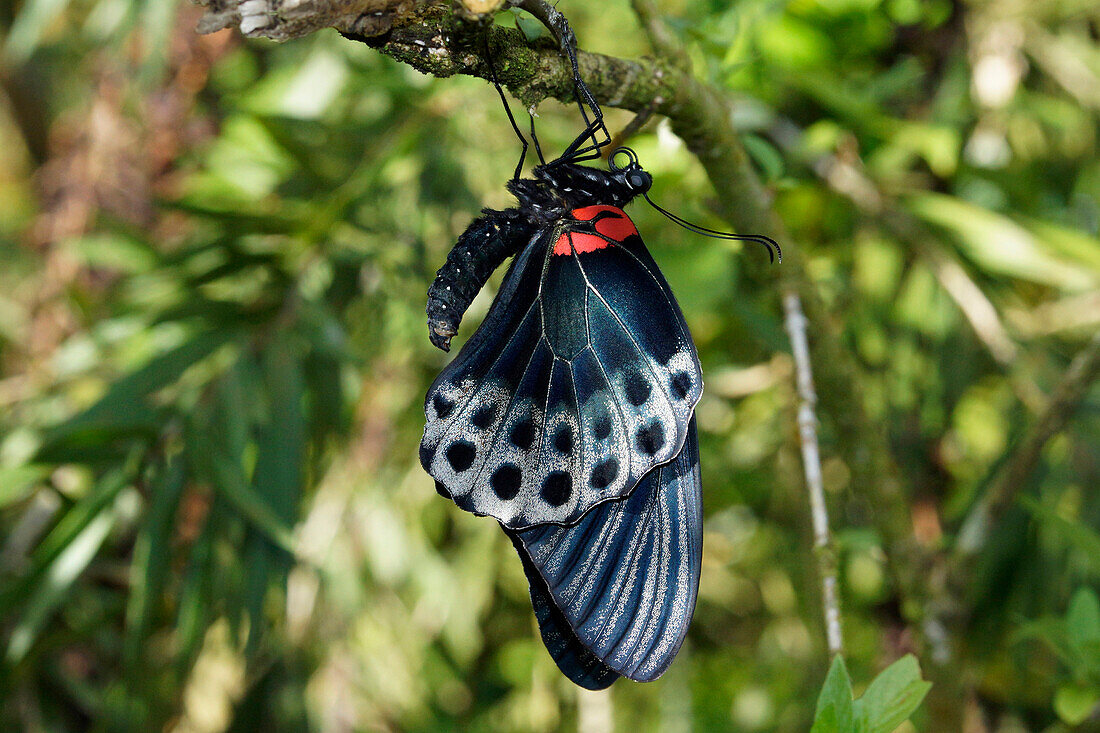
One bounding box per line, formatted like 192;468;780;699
433;393;454;419
510;419;536;450
671;372;692;401
554;427;573;455
636;421;665;456
593;415;612;440
446;441;476;471
491;464;522;500
624;371;651;406
434;480;451;499
541;472;572;506
418;443;432;468
472;405;495;429
589;458;619;489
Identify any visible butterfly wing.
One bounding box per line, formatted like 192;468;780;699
510;537;622;690
508;417;702;684
421;206;702;530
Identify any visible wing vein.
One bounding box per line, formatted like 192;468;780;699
431;299;540;456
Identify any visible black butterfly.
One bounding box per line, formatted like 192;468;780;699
419;27;777;689
419;150;704;687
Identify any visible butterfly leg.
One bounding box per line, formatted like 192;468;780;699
426;209;534;352
513;0;611;163
484;37;530;181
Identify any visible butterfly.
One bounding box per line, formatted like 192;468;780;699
419;149;705;688
418;28;777;689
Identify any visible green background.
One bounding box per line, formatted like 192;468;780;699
0;0;1098;730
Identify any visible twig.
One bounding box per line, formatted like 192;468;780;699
783;291;844;657
956;329;1100;556
628;0;689;70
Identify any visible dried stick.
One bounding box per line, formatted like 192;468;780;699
784;291;843;656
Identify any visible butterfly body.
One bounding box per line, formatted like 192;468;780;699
421;162;701;530
419;158;705;688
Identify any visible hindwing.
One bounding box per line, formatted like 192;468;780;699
421;206;703;529
508;417;702;686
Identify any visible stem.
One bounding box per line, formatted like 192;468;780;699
784;292;844;656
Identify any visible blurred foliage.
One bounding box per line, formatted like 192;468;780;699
0;0;1098;731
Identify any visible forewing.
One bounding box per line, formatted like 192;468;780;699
552;214;702;520
507;417;702;682
421;231;549;518
422;208;702;530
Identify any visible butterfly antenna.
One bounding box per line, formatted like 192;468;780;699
644;193;782;262
484;38;529;181
610;146;782;263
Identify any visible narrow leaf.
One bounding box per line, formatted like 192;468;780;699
243;336;306;653
5;497;119;664
0;456;138;614
40;330;235;452
811;656;857;733
124;454;187;672
207;442;296;555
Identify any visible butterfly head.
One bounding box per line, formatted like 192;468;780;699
607;147;652;196
526;147;653;211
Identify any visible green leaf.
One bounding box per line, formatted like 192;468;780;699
811;656;857;733
1020;497;1100;578
203;431;296;555
255;336;305;525
0;454;139;615
0;465;49;509
124;454;187;673
1067;588;1100;650
1012;617;1074;665
853;654;933;733
5;489;122;664
907;193;1099;291
174;495;218;679
4;0;74;64
1054;684;1100;726
242;335;306;653
742;133;785;182
40;329;236;454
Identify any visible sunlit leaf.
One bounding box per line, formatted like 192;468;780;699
4;0;73;63
0;465;49;509
5;485;123;664
853;654;932;733
908;193;1099;291
811;656;856;733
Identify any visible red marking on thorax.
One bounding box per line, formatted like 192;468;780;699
573;205;639;241
552;206;639;256
552;232;608;256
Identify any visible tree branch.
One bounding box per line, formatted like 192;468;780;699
784;291;844;656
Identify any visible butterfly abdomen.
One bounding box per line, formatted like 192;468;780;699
426;209;534;352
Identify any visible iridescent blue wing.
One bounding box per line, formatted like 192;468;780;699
421;207;702;530
510;541;621;690
507;417;701;684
